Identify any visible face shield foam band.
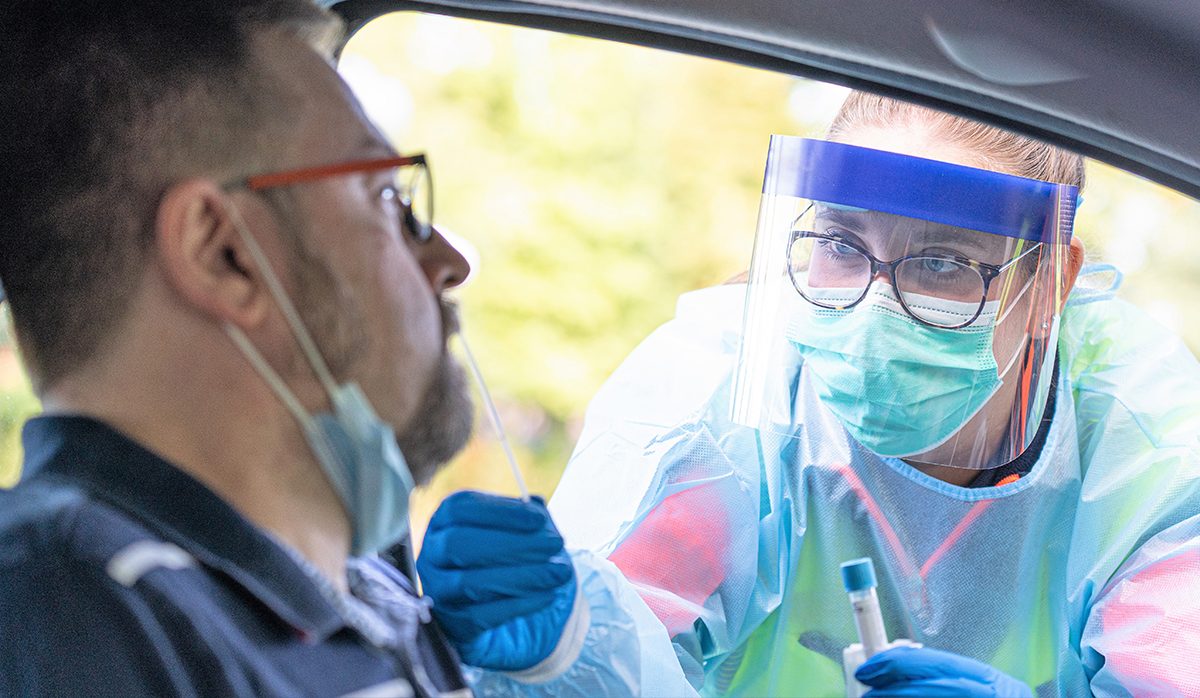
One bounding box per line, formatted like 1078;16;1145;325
765;138;1077;244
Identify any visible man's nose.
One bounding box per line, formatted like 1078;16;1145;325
416;227;471;292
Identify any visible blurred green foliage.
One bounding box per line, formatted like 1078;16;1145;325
0;307;39;487
3;12;1200;550
0;387;39;488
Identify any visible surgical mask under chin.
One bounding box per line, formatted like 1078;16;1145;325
222;206;415;557
786;284;1028;460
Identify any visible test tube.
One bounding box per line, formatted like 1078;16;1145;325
840;557;888;658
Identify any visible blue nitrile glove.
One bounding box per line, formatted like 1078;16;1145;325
417;491;577;671
856;646;1032;697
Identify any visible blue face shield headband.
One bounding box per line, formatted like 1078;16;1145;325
764;138;1077;244
734;136;1077;470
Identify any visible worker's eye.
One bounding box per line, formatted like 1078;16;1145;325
824;238;858;257
819;228;865;257
918;256;961;274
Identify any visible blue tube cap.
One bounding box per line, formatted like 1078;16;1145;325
841;557;877;592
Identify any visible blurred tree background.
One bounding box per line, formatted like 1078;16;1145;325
3;12;1200;548
0;307;37;489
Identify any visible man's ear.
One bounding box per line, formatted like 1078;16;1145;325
1060;235;1086;303
155;180;270;328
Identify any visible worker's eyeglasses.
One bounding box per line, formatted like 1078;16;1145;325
226;154;434;244
787;230;1040;329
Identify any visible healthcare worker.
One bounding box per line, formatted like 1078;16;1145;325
422;92;1200;697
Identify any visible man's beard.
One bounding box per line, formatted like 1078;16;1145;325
395;300;474;486
289;226;474;487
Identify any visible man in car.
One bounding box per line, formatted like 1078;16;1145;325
0;2;649;695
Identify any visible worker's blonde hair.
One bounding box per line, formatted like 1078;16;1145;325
828;91;1085;189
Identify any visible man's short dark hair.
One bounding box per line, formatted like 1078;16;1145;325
0;1;340;390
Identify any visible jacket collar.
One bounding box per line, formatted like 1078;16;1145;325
21;414;348;641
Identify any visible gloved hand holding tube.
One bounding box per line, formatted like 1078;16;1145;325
856;646;1033;697
839;558;1031;697
841;558;921;698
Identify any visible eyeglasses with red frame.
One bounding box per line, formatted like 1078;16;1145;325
227;154;434;244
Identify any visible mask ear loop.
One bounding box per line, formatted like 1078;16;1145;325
992;243;1061;455
991;259;1042;381
224;202;342;402
220;203;351;488
226;324;312;427
1066;263;1124;307
991;244;1042;326
225;324;368;573
988;274;1038;456
995;329;1032;381
993;267;1038;327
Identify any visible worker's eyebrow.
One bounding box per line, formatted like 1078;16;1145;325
907;227;993;256
812;206;869;231
815;206;1001;260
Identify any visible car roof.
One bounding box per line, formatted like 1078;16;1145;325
328;0;1200;200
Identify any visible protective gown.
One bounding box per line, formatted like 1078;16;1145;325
540;278;1200;697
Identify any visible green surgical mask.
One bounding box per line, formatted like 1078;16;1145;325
786;284;1027;459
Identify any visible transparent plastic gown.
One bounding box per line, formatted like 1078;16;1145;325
489;136;1200;697
549;278;1200;696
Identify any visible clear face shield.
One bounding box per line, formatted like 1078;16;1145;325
733;137;1077;470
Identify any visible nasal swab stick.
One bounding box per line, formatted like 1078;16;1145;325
458;333;531;502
